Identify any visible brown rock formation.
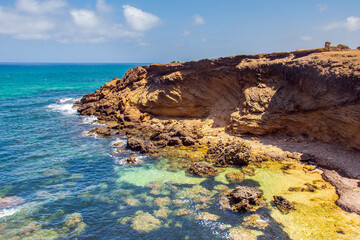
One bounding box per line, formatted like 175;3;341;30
78;49;360;151
224;186;265;212
187;162;219;176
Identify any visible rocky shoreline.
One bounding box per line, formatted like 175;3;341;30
76;47;360;219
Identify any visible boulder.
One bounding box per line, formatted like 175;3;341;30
207;140;251;166
126;137;158;154
187;162;219;176
225;186;264;212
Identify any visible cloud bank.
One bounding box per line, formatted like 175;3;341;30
323;16;360;32
0;0;161;43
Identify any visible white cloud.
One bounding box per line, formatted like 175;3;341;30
16;0;66;14
193;14;205;25
317;4;328;12
123;5;161;31
183;30;191;36
70;9;99;29
96;0;111;13
0;6;54;40
300;36;312;41
344;16;360;31
201;38;207;43
323;16;360;32
0;1;159;43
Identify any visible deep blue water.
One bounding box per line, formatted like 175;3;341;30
0;64;288;239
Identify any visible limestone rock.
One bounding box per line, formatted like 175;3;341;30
187;162;219;176
126;137;158;154
225;186;265;212
131;211;162;233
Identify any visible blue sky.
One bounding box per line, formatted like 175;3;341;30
0;0;359;63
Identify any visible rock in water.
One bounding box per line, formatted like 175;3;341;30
187;162;219;176
124;154;142;165
65;213;83;228
131;211;162;233
225;172;245;183
206;140;251;166
273;195;295;214
126;137;158;154
225;186;265;212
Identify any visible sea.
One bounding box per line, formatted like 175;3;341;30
0;64;292;239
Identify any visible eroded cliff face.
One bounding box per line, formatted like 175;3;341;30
78;49;360;150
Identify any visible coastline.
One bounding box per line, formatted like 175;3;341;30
74;48;360;238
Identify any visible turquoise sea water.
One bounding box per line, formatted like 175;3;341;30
0;64;289;239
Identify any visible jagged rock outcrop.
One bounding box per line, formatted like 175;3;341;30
78;48;360;150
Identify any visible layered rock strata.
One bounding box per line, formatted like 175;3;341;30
78;49;360;150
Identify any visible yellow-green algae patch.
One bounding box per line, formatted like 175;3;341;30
247;159;360;240
115;165;205;187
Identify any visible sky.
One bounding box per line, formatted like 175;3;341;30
0;0;359;63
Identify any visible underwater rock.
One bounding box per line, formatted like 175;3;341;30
154;197;171;207
196;212;220;221
225;186;265;212
241;166;255;176
0;196;24;208
243;214;268;230
229;227;257;240
225;171;245;183
273;195;295;214
0;224;7;232
175;185;214;203
131;211;162;233
187;162;219;176
214;184;230;192
124;198;141;207
147;181;163;195
118;216;132;225
64;213;83;228
173;208;193;216
126;137;158;154
18;222;42;235
153;207;171;219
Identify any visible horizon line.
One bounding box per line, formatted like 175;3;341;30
0;62;153;65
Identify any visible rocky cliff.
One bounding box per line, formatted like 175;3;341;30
78;49;360;150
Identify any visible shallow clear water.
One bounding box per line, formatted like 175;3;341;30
0;64;324;239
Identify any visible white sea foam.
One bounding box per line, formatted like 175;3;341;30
47;97;80;116
112;154;145;166
0;207;21;218
59;97;75;103
80;115;99;125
